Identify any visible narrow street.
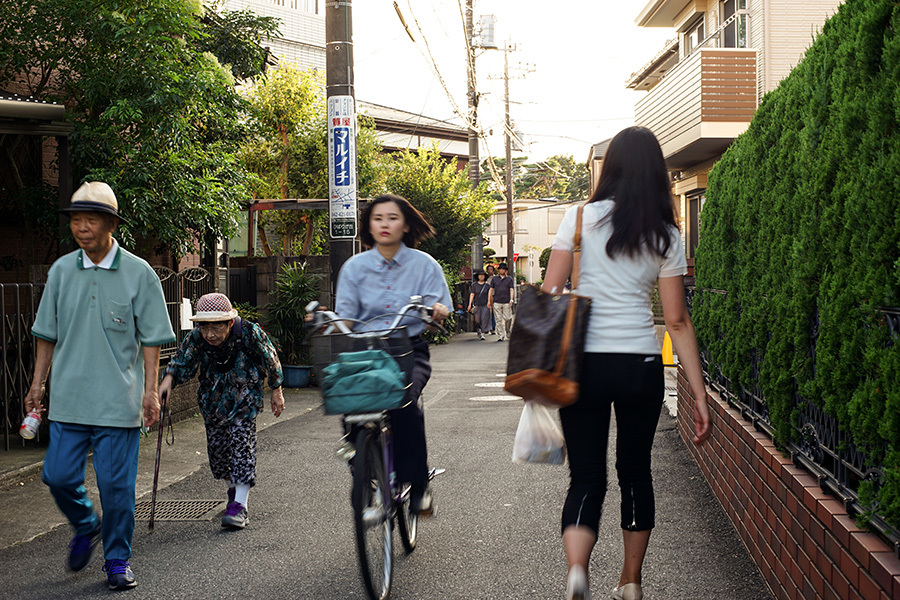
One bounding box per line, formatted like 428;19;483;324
0;333;771;599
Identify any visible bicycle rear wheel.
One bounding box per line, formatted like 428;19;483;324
352;428;393;600
396;481;418;553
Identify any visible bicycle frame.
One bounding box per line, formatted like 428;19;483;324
343;412;400;514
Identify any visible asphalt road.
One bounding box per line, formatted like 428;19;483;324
0;333;773;599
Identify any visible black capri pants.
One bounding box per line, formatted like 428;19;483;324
559;352;664;535
389;336;432;486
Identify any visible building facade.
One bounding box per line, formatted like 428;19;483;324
219;0;326;69
625;0;842;257
485;198;570;284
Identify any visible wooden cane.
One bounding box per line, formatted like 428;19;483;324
148;389;168;531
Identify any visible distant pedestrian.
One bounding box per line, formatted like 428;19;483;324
542;126;710;600
486;265;497;333
25;181;175;590
159;293;284;530
488;262;515;341
467;270;491;340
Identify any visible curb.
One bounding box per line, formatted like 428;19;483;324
0;461;44;490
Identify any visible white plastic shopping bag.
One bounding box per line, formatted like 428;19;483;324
512;400;566;464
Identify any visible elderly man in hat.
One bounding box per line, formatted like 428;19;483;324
25;181;175;590
159;293;284;530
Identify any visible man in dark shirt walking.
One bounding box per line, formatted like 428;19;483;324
488;262;515;341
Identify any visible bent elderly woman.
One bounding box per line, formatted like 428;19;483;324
159;293;284;529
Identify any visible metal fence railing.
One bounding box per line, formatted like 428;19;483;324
1;267;213;447
153;266;213;360
1;284;44;450
686;286;899;554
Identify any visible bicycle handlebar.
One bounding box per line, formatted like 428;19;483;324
306;296;449;336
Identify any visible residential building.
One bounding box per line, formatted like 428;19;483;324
218;0;325;69
623;0;842;257
358;101;469;170
486;198;570;284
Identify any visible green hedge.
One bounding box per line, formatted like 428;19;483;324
694;0;900;529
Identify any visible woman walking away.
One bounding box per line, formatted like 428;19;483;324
467;270;492;339
334;194;451;515
159;293;284;530
542;126;710;600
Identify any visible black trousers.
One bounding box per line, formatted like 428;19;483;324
389;337;432;486
559;353;664;535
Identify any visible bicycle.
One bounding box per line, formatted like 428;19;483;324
308;296;447;600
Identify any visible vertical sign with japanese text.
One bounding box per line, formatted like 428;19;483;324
327;95;358;239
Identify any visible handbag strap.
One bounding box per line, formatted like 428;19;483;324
551;204;585;376
572;204;583;289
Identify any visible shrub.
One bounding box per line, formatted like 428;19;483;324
693;0;900;529
265;262;322;364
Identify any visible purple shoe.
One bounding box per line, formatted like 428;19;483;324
222;501;248;529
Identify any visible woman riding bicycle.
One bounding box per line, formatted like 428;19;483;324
334;193;451;515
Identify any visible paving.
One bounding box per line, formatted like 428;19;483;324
0;333;773;599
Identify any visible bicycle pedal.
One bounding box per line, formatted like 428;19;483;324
362;506;386;527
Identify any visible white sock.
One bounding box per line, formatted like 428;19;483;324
234;483;251;507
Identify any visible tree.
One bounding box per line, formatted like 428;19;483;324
198;7;280;80
241;64;383;256
0;0;276;259
387;146;494;270
515;154;590;201
479;154;589;204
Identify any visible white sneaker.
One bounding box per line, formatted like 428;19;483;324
478;333;485;340
566;565;591;600
612;583;642;600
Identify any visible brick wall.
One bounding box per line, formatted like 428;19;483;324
676;365;900;600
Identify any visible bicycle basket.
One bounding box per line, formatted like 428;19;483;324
312;328;415;415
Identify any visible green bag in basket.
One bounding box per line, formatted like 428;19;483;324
321;349;407;415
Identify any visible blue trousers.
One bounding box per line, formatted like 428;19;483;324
42;421;140;561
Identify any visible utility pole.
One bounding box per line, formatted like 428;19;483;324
503;44;514;273
466;0;483;275
326;0;357;301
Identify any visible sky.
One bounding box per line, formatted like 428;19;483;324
351;0;675;164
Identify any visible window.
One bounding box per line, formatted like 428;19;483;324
687;193;705;258
721;0;749;49
547;208;565;235
491;213;506;235
684;19;705;55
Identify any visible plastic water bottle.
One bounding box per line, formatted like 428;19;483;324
19;409;41;440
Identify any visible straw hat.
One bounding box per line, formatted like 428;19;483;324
60;182;123;219
190;293;238;322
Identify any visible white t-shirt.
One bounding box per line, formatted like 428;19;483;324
552;200;687;354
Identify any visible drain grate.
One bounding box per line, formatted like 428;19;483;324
134;499;224;521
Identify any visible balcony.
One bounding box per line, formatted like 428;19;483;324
634;47;757;170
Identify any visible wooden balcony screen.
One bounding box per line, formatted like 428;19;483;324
635;48;757;153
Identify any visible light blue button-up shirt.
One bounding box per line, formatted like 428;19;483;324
334;243;452;337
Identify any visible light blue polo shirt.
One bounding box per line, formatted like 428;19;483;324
32;242;176;427
335;243;452;337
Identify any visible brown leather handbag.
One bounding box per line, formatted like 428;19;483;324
504;206;591;408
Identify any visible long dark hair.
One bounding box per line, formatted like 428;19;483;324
589;126;677;259
359;194;435;248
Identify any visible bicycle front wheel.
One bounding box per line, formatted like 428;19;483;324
352;428;393;600
396;481;418;553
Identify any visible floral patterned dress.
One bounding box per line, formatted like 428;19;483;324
165;319;284;423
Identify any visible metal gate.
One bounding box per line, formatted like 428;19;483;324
154;266;214;359
1;284;44;450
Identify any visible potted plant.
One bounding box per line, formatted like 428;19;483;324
265;262;321;387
